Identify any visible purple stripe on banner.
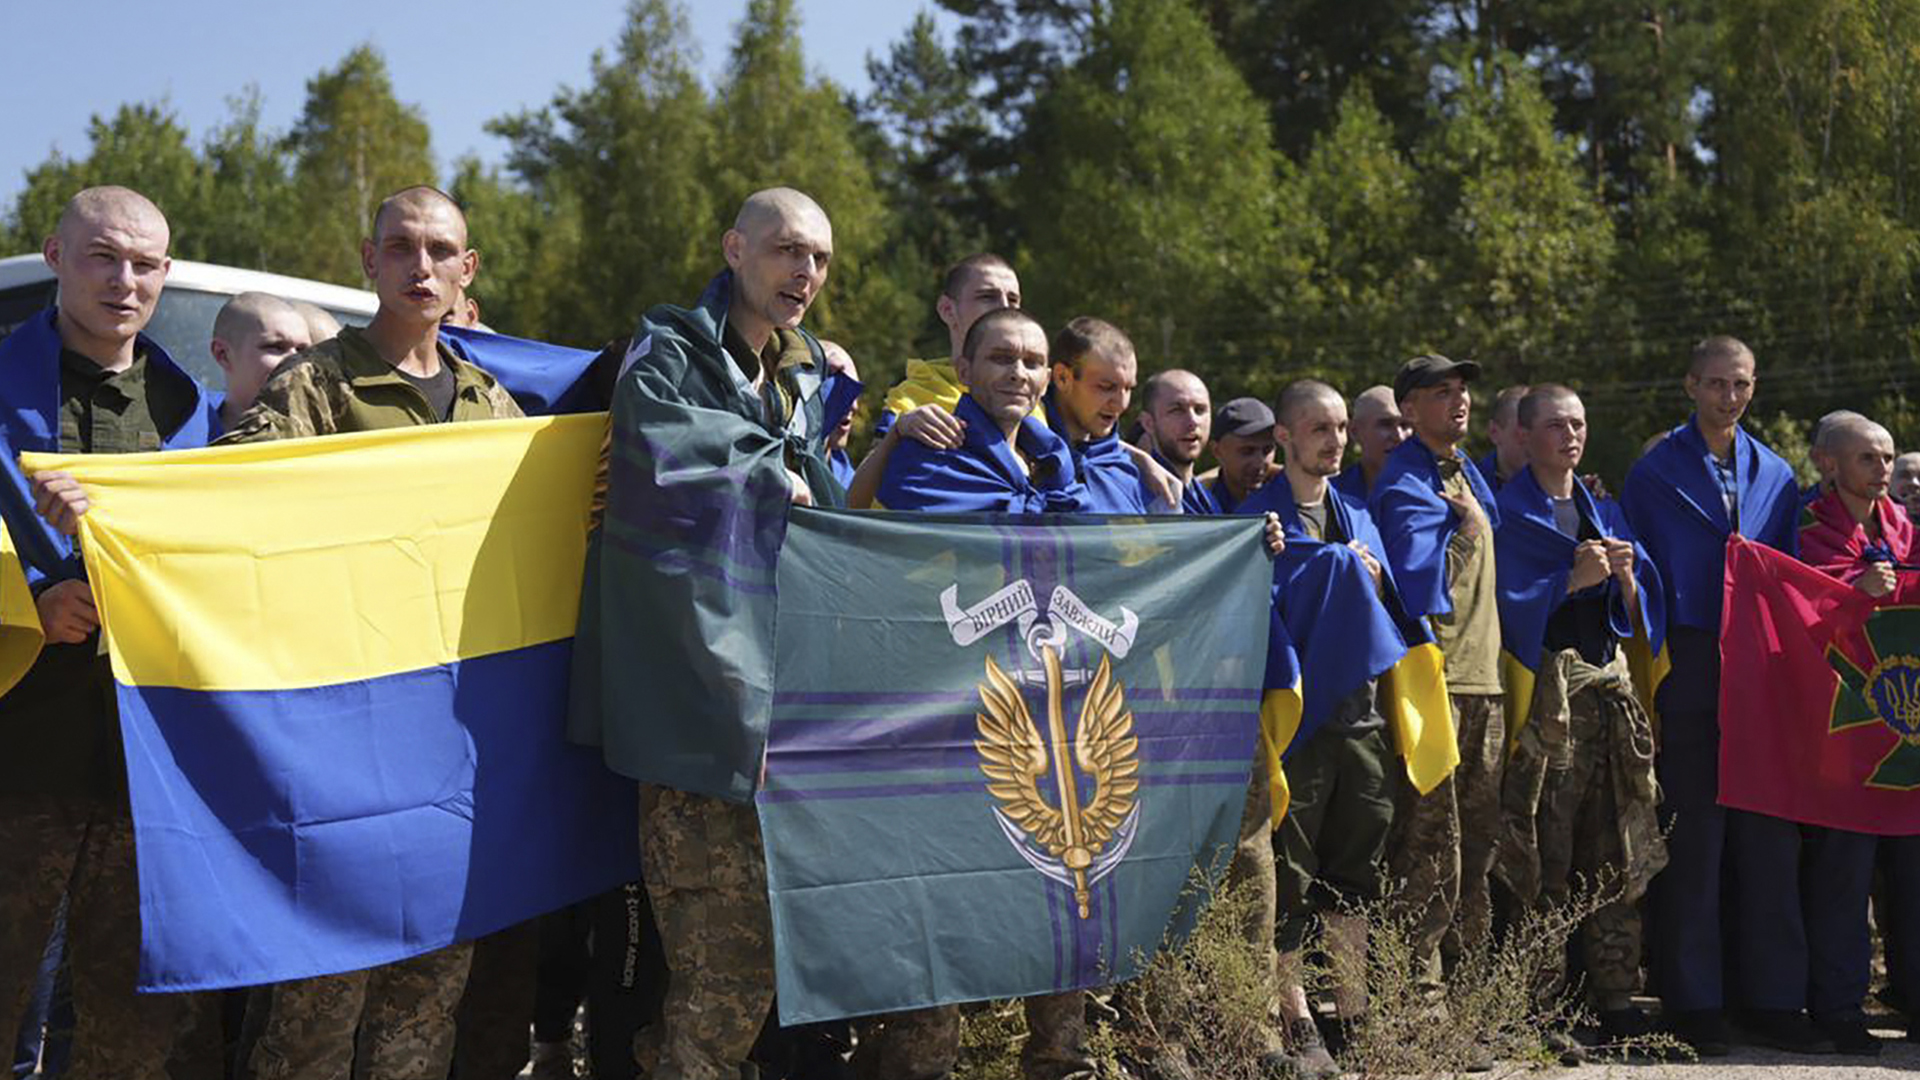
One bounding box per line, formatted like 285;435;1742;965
767;729;1256;777
757;771;1248;804
771;686;1262;705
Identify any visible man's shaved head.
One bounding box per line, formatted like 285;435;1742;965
288;300;342;344
733;187;831;241
1275;379;1346;428
371;185;468;246
56;185;169;248
1141;369;1205;414
1351;385;1397;425
213;292;300;344
1814;412;1889;457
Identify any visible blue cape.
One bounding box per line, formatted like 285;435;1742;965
1494;467;1665;674
1044;391;1151;514
828;448;854;489
1475;449;1506;491
1620;416;1799;633
878;393;1090;514
0;308;215;584
1240;477;1431;747
1369;436;1502;620
439;324;602;416
1330;462;1370;504
1152;449;1219;515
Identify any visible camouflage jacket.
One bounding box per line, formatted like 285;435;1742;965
219;324;522;443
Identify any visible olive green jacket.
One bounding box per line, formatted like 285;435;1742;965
220;325;522;443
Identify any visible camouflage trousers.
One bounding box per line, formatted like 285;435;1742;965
637;783;774;1080
1387;693;1504;994
853;992;1093;1080
1533;686;1643;1006
0;793;186;1080
248;942;474;1080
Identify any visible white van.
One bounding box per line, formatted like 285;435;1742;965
0;255;380;391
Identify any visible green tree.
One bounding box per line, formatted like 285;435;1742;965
711;0;918;372
283;45;435;286
859;12;997;354
489;0;718;345
1013;0;1297;390
4;103;210;256
198;90;299;272
1196;0;1437;159
1280;88;1439;383
1415;49;1617;383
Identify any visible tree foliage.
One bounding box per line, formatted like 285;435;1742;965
10;0;1920;476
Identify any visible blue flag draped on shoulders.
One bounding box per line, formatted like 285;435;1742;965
759;508;1272;1023
1238;479;1456;818
1044;391;1154;514
1494;468;1666;736
21;416;639;991
440;324;606;416
0;309;216;585
877;394;1090;514
1621;417;1799;634
1370;436;1501;621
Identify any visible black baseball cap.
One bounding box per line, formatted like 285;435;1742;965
1214;397;1276;439
1393;353;1482;403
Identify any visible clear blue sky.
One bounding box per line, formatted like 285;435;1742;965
0;1;954;206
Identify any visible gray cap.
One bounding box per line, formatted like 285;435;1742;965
1214;397;1276;439
1393;353;1482;402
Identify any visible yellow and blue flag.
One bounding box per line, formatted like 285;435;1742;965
22;416;639;991
1494;468;1667;736
1240;480;1456;819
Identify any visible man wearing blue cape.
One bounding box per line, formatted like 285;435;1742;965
1040;317;1162;514
1332;385;1410;503
1491;385;1667;1046
1620;336;1812;1056
0;186;216;1078
1238;379;1409;1079
571;187;844;1080
1369;353;1505;1015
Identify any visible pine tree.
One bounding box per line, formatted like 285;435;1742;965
283;46;436;286
489;0;719;344
711;0;918;371
1013;0;1296;388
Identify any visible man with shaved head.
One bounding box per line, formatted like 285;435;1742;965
288;299;343;345
1239;379;1398;1079
209;292;311;431
572;187;846;1080
0;185;217;1078
1622;336;1809;1056
207;183;526;1080
1333;386;1410;502
1799;411;1916;1055
1138;368;1220;513
1894;451;1920;522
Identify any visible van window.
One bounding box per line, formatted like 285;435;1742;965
0;281;58;342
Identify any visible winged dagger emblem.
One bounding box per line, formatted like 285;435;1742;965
974;645;1142;918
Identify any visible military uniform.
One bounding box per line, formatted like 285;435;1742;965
0;330;213;1080
1497;650;1665;1010
226;325;521;1080
1386;454;1504;993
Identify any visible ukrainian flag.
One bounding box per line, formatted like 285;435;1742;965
22;416;639;991
1494;473;1668;739
1259;539;1455;822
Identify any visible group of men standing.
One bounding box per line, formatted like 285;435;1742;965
1;177;1915;1080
